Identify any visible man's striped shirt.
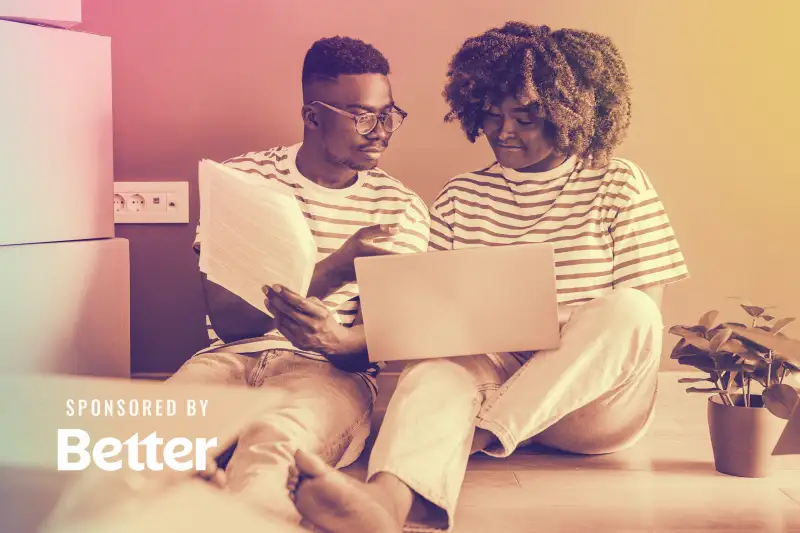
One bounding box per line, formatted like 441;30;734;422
429;156;689;306
193;142;430;386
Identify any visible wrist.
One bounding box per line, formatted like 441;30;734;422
320;254;349;287
309;255;349;301
326;324;360;357
323;326;369;370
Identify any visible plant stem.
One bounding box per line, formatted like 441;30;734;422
748;377;752;407
716;378;733;406
768;359;773;387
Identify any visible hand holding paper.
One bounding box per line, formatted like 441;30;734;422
197;160;317;317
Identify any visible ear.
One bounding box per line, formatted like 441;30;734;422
301;104;320;129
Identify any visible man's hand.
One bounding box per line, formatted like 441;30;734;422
263;285;364;360
325;224;400;285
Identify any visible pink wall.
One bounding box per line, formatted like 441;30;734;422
77;0;800;374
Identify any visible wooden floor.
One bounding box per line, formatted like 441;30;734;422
343;371;800;533
4;372;798;533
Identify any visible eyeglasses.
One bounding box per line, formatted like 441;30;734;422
311;101;407;135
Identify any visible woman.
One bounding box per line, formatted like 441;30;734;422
292;22;689;533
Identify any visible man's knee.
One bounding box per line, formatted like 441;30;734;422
167;353;239;385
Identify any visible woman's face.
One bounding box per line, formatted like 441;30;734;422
482;96;563;172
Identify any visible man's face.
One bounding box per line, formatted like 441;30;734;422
482;96;559;170
314;74;396;171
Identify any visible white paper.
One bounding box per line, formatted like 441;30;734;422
197;159;317;316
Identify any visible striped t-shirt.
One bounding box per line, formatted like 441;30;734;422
429;156;689;306
193;142;430;382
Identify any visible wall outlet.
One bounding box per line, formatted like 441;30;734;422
113;194;126;212
113;182;189;224
128;193;146;212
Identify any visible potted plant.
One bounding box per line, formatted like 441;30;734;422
669;299;800;477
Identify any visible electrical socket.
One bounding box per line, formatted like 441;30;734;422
128;193;146;212
113;182;189;224
113;194;126;212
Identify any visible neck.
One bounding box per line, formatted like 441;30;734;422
296;142;358;189
516;152;569;173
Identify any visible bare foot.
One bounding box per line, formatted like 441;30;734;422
292;449;402;533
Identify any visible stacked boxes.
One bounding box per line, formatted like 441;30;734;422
0;8;130;377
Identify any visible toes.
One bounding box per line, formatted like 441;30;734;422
295;449;332;478
211;469;227;489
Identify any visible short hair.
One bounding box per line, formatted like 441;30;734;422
443;22;632;168
301;36;390;94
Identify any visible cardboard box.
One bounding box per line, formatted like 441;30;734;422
0;0;81;28
0;20;114;246
0;238;130;377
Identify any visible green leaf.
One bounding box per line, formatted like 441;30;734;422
719;339;749;354
698;310;719;328
677;355;716;373
669;325;707;339
771;317;796;335
730;326;800;367
716;361;749;372
670;339;708;359
783;361;800;373
739;350;768;364
722;322;748;329
686;387;723;394
762;315;775;322
741;305;765;318
684;336;712;352
710;328;733;352
763;384;800;420
678;377;712;383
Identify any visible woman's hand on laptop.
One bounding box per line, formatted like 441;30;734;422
324;224;400;285
264;285;368;367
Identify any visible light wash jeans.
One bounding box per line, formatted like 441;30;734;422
367;287;663;532
166;349;375;524
42;350;371;532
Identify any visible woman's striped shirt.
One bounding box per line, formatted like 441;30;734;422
428;156;689;306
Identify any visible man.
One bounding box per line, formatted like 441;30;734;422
167;35;430;525
291;22;690;533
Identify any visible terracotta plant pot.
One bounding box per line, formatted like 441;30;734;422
707;394;787;477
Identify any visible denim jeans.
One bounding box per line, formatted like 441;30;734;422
367;288;663;532
167;349;374;524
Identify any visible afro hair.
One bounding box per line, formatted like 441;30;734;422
443;22;632;168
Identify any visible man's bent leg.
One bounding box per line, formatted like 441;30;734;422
476;287;663;458
367;355;513;531
166;351;251;386
42;351;253;531
224;352;374;524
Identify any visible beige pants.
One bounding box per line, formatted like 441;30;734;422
367;287;663;532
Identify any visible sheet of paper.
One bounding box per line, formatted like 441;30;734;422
197;159;317;316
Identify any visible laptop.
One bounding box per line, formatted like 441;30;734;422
354;242;561;362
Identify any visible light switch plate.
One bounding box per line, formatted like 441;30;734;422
114;181;189;224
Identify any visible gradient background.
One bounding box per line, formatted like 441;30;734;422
73;0;800;375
